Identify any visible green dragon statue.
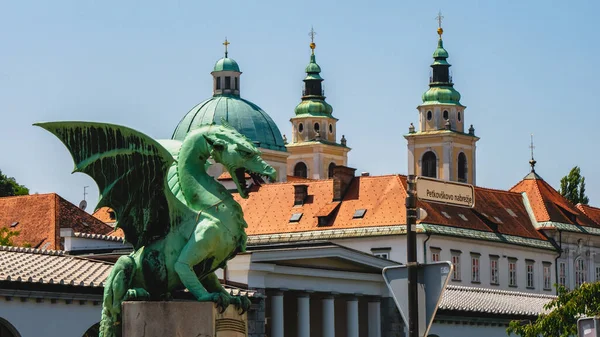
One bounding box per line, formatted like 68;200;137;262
35;121;276;337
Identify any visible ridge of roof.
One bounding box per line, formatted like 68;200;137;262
0;245;64;256
511;178;550;221
0;193;57;200
73;232;126;242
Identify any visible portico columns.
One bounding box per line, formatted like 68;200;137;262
297;292;310;337
322;295;335;337
368;297;382;337
271;290;284;337
347;296;359;337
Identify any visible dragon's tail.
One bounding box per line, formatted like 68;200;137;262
99;256;136;337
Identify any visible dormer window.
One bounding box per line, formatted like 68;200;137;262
225;77;231;89
216;77;221;90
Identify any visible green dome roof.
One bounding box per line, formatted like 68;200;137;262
213;57;240;72
422;86;461;105
433;40;449;59
294;99;333;116
172;95;286;151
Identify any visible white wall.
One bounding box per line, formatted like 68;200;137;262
428;322;516;337
0;298;100;337
333;234;557;294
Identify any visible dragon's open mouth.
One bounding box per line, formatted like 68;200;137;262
234;168;267;196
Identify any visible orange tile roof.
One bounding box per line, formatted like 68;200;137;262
236;175;544;241
0;194;113;249
576;204;600;226
217;172;250;181
92;207;116;224
510;175;598;228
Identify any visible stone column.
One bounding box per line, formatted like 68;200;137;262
322;295;335;337
297;292;310;337
347;296;359;337
271;290;284;337
368;297;381;337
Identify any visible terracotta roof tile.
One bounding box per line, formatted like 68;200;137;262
577;204;600;226
92;207;116;224
510;177;597;228
237;175;545;241
0;194;113;250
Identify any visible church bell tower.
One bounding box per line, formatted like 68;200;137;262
405;14;479;184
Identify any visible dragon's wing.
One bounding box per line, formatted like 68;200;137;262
36;122;193;249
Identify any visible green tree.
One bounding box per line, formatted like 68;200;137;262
507;283;600;337
0;169;29;197
559;166;589;205
0;228;20;246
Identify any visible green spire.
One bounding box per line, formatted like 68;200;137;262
294;30;333;117
421;22;462;106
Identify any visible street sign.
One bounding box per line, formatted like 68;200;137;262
415;176;475;208
578;317;600;337
382;262;453;337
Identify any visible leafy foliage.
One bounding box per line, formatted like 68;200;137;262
0;169;29;197
0;228;20;246
507;283;600;337
559;166;589;205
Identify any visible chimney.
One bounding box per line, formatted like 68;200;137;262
294;184;309;205
333;166;356;201
361;172;370;177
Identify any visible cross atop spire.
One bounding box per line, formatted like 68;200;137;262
436;11;444;38
309;26;317;54
529;133;537;172
223;37;230;57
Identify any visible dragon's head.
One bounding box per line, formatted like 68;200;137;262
203;124;277;198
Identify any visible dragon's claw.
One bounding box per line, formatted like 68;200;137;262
210;292;231;313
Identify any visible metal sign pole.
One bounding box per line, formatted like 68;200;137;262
406;174;419;337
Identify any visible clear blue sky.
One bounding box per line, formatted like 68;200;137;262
1;0;598;210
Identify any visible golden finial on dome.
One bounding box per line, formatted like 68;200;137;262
436;11;444;38
309;26;317;54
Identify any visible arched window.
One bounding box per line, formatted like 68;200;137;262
443;110;449;120
427;111;432;121
575;257;587;287
458;152;467;183
215;77;221;90
298;123;304;133
421;151;437;178
458;111;462;122
329;124;333;133
82;323;100;337
294;162;308;178
328;163;336;178
0;318;20;337
314;123;320;132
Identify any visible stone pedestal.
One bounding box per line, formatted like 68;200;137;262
122;301;248;337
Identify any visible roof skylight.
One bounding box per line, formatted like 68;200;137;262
353;209;367;219
289;213;303;223
458;214;468;221
9;222;18;228
506;208;518;217
441;211;451;219
493;216;503;223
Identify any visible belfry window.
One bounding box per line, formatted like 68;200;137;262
443;110;449;120
314;123;320;133
458;152;467;183
421;151;437;178
328;162;336;178
458;111;462;122
235;77;239;90
427;111;432;121
298;123;304;133
294;162;308;178
216;77;221;90
224;76;231;89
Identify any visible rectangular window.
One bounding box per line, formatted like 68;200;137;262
215;77;221;90
471;254;480;283
371;248;391;260
225;76;231;89
451;251;461;281
543;262;552;290
509;258;517;287
430;247;440;262
526;260;535;289
235;77;239;90
575;258;587;287
490;255;499;285
596;266;600;282
559;261;567;287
